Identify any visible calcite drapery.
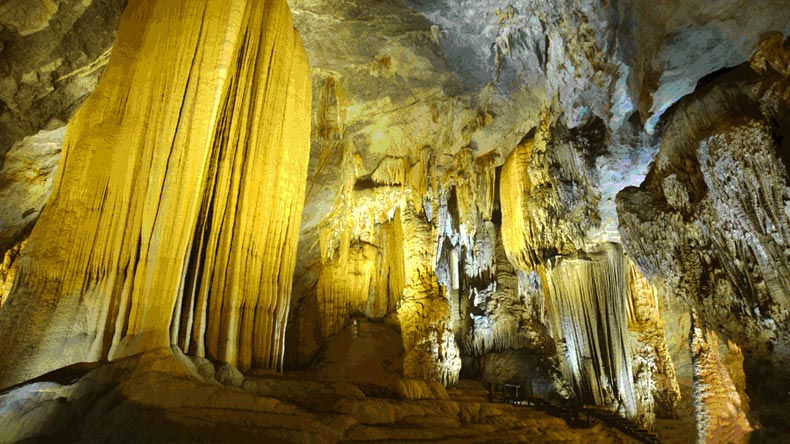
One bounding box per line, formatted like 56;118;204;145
0;0;311;389
617;58;790;405
543;244;638;417
498;120;678;423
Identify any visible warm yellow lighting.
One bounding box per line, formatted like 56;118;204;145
0;0;311;390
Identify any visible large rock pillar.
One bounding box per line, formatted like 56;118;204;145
0;0;311;389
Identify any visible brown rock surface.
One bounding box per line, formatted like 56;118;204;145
0;348;640;444
0;0;128;153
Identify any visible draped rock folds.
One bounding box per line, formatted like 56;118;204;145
617;54;790;403
0;0;311;389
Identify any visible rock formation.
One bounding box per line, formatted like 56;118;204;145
0;0;128;153
0;0;311;389
618;35;790;442
1;0;790;443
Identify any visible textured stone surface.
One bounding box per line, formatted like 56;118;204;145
0;127;62;254
1;1;789;442
618;61;790;391
618;45;790;441
0;0;311;390
0;0;128;153
215;363;244;389
689;313;751;444
0;238;23;307
0;348;639;444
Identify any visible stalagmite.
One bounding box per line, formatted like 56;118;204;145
0;0;311;389
399;203;461;385
689;311;751;444
625;258;680;424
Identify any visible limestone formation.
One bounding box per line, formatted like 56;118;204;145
618;39;790;441
689;312;751;444
617;57;790;401
0;0;311;389
0;348;641;444
1;0;790;442
0;238;23;306
0;0;128;153
0;127;61;254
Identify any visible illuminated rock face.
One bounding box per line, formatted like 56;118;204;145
499;118;602;271
0;0;311;389
494;118;678;424
541;245;680;425
543;245;637;417
289;94;675;425
618;37;790;439
618;53;790;394
4;1;790;441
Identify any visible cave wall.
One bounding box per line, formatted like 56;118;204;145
0;0;311;390
0;0;129;154
1;0;790;439
617;35;790;439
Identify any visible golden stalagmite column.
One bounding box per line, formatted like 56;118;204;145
0;0;311;389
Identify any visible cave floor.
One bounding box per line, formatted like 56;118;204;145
0;348;641;444
654;384;696;444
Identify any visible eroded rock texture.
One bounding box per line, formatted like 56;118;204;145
618;36;790;439
0;127;61;256
689;312;752;444
0;0;311;390
0;0;127;153
0;347;644;444
2;0;790;442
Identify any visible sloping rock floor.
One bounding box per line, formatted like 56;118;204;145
0;348;637;443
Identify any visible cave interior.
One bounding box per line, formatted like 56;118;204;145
1;1;790;443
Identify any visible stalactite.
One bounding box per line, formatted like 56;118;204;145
370;156;411;187
0;0;311;389
462;222;549;357
315;243;378;339
544;244;638;418
496;116;677;424
617;56;790;411
309;209;404;344
499;118;600;272
474;151;498;222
